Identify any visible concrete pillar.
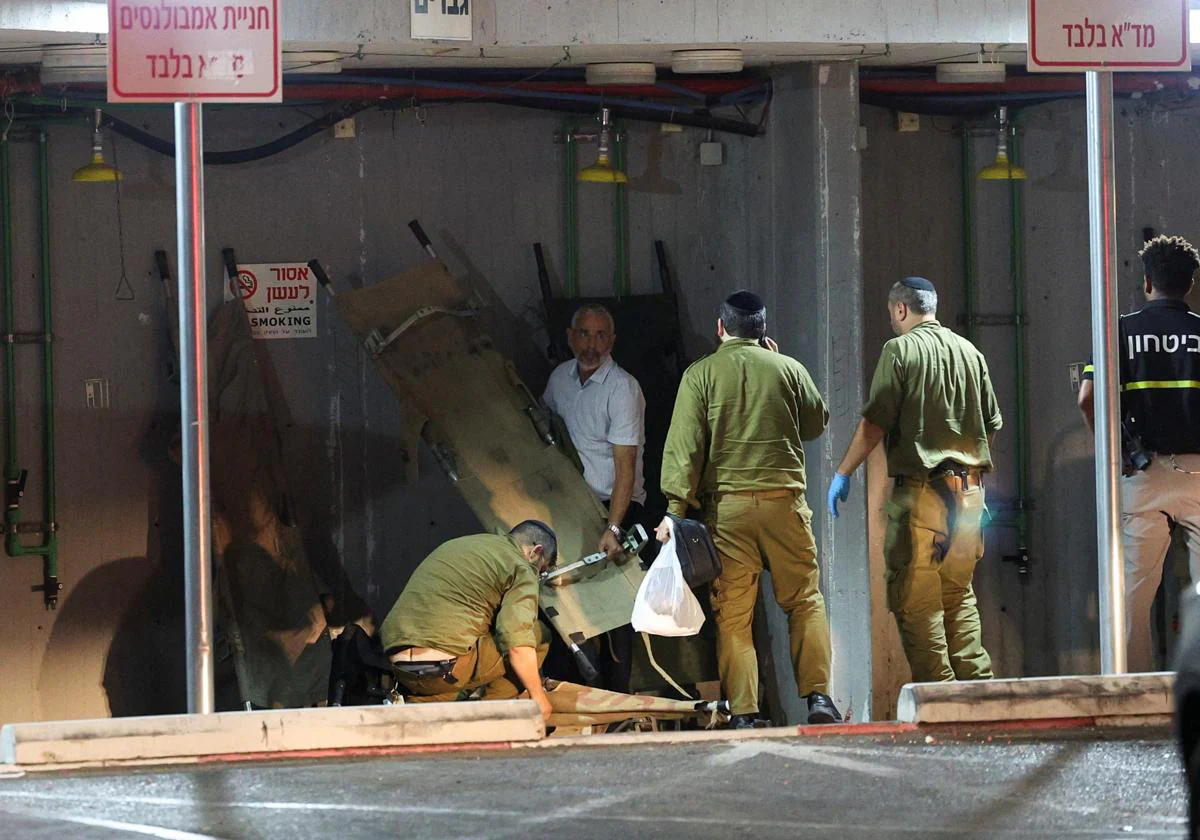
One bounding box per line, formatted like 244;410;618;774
759;63;872;723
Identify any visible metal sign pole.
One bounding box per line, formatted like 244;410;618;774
175;101;215;713
1085;70;1127;675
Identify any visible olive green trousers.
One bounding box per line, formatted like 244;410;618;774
706;491;831;716
884;476;993;683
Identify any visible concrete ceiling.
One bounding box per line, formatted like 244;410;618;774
1;0;1197;75
0;35;1035;73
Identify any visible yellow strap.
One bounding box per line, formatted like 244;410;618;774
1122;379;1200;391
1083;364;1094;374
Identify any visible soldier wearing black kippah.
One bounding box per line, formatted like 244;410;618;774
829;277;1003;683
658;290;840;727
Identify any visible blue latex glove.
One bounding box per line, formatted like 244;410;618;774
827;473;851;519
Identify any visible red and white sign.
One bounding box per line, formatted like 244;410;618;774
1028;0;1191;72
107;0;282;102
223;263;318;340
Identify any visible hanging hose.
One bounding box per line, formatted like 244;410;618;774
102;102;372;165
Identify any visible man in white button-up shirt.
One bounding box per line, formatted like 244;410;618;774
543;304;647;691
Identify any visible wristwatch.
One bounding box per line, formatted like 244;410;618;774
606;523;622;538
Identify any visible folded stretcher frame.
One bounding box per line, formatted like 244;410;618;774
312;222;646;677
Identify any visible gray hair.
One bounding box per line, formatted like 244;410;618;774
888;281;938;315
570;304;615;332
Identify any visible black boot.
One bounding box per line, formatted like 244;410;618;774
729;713;766;730
804;693;842;724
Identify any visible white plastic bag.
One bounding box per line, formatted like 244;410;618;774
631;531;705;637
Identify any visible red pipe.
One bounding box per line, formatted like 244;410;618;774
0;71;42;98
281;79;761;102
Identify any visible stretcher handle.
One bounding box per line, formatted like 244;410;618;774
533;243;553;306
654;240;675;296
307;259;336;297
408;220;438;260
154;250;171;286
220;247;239;284
572;644;599;684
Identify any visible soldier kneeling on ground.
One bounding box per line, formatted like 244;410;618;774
380;520;558;722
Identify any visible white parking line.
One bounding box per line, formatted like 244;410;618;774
0;806;224;840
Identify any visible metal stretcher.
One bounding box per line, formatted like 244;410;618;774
311;222;646;678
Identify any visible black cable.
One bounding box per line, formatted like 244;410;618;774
102;101;373;164
406;96;764;137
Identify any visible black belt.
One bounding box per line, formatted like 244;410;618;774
896;461;981;488
386;644;460;682
392;659;459;682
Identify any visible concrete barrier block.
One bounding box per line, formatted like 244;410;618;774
897;673;1175;725
2;700;543;767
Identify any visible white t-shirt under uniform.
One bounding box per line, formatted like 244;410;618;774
542;356;647;507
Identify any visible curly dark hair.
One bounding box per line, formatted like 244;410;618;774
1140;234;1200;297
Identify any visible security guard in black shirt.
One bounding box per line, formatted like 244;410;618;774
1079;234;1200;672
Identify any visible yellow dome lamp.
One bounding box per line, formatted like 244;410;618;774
978;105;1026;181
577;107;627;185
72;108;123;183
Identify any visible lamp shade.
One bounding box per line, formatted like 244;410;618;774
978;150;1027;181
577;152;628;184
72;149;122;183
73;109;122;183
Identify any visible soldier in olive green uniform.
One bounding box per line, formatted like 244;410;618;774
657;291;840;728
380;521;558;721
828;277;1001;683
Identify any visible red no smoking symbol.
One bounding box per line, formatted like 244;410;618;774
231;269;257;300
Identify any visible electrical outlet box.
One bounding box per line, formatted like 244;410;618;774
333;117;357;139
1068;362;1087;393
895;111;920;133
700;141;724;166
84;378;110;409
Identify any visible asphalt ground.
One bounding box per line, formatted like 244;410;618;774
0;726;1188;839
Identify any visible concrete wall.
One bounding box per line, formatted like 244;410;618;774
0;74;872;726
19;78;1197;728
860;94;1200;703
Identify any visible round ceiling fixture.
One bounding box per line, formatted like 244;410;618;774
670;49;744;74
585;62;657;86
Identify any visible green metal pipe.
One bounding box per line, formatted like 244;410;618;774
562;125;579;298
1;130;58;609
38;129;58;584
2;139;19;551
961;127;977;345
613;125;630;297
1009;125;1031;550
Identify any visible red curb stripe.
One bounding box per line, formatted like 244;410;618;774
794;722;920;737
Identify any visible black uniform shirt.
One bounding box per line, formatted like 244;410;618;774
1084;298;1200;454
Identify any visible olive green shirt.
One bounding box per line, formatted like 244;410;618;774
661;338;829;516
861;320;1003;477
380;534;540;657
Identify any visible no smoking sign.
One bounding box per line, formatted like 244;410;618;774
222;262;317;340
230;269;257;300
